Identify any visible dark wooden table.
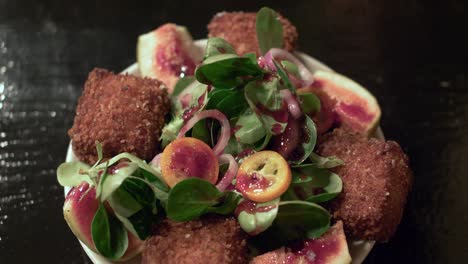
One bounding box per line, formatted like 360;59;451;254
1;0;467;263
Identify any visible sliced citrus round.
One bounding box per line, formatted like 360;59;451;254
299;70;381;136
160;137;219;187
235;151;291;203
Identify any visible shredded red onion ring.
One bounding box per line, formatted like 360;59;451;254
264;48;314;86
216;154;238;191
177;109;231;156
281;89;302;119
150;153;162;168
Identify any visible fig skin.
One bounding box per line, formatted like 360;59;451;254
137;23;203;93
298;70;381;136
63;182;144;261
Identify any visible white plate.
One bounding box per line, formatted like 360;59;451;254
65;39;378;264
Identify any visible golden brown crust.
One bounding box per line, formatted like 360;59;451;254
142;217;248;264
317;128;412;242
207;11;298;55
68;68;170;165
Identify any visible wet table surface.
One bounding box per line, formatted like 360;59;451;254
1;0;467;263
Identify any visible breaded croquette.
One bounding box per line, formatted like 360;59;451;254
317;128;412;242
68;68;170;164
142;217;248;264
208;12;298;55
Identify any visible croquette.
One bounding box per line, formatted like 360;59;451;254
142;216;248;264
317;128;412;242
68;68;170;165
207;11;298;55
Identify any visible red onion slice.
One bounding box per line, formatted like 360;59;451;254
177;109;231;156
264;48;314;86
150;153;162;168
281;89;302;119
216;154;238;192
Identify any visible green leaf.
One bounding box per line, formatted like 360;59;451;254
256;7;284;55
108;184;143;218
244;52;258;64
245;77;282;110
236;199;279;235
166;178;223;221
244;78;287;135
99;163;139;202
234;109;266;144
191;119;211;145
109;177;158;240
204;37;237;58
161;116;184;148
56;161;92;187
206;191;242;215
274;61;295;92
196;55;263;89
289;115;317;165
206;88;248;118
91;203;128;260
309;153;344;168
299;92;321;115
281;60;299;78
96;161;110;200
275;201;330;239
173;76;196;96
292;153;344;169
284;167;343;203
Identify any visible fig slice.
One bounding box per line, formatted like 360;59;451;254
63;182;144;261
250;221;351;264
299;70;381;136
137;23;203;93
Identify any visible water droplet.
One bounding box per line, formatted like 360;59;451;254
0;82;4;93
0;66;6;74
7;61;14;68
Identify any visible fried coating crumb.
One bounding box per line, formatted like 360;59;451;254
142;217;248;264
68;68;170;164
208;11;298;55
317;128;412;242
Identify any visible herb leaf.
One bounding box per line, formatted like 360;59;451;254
196;55;263;89
205;37;237;58
91;203;128;260
299;92;321;115
249;200;330;251
284;168;343;203
234;109;266;144
274;61;295;92
275;201;330;239
56;161;92;187
256;7;284;55
206;88;248;118
236;199;279;235
289;115;317;165
206;191;242;215
173;76;196;96
166;178;223;221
